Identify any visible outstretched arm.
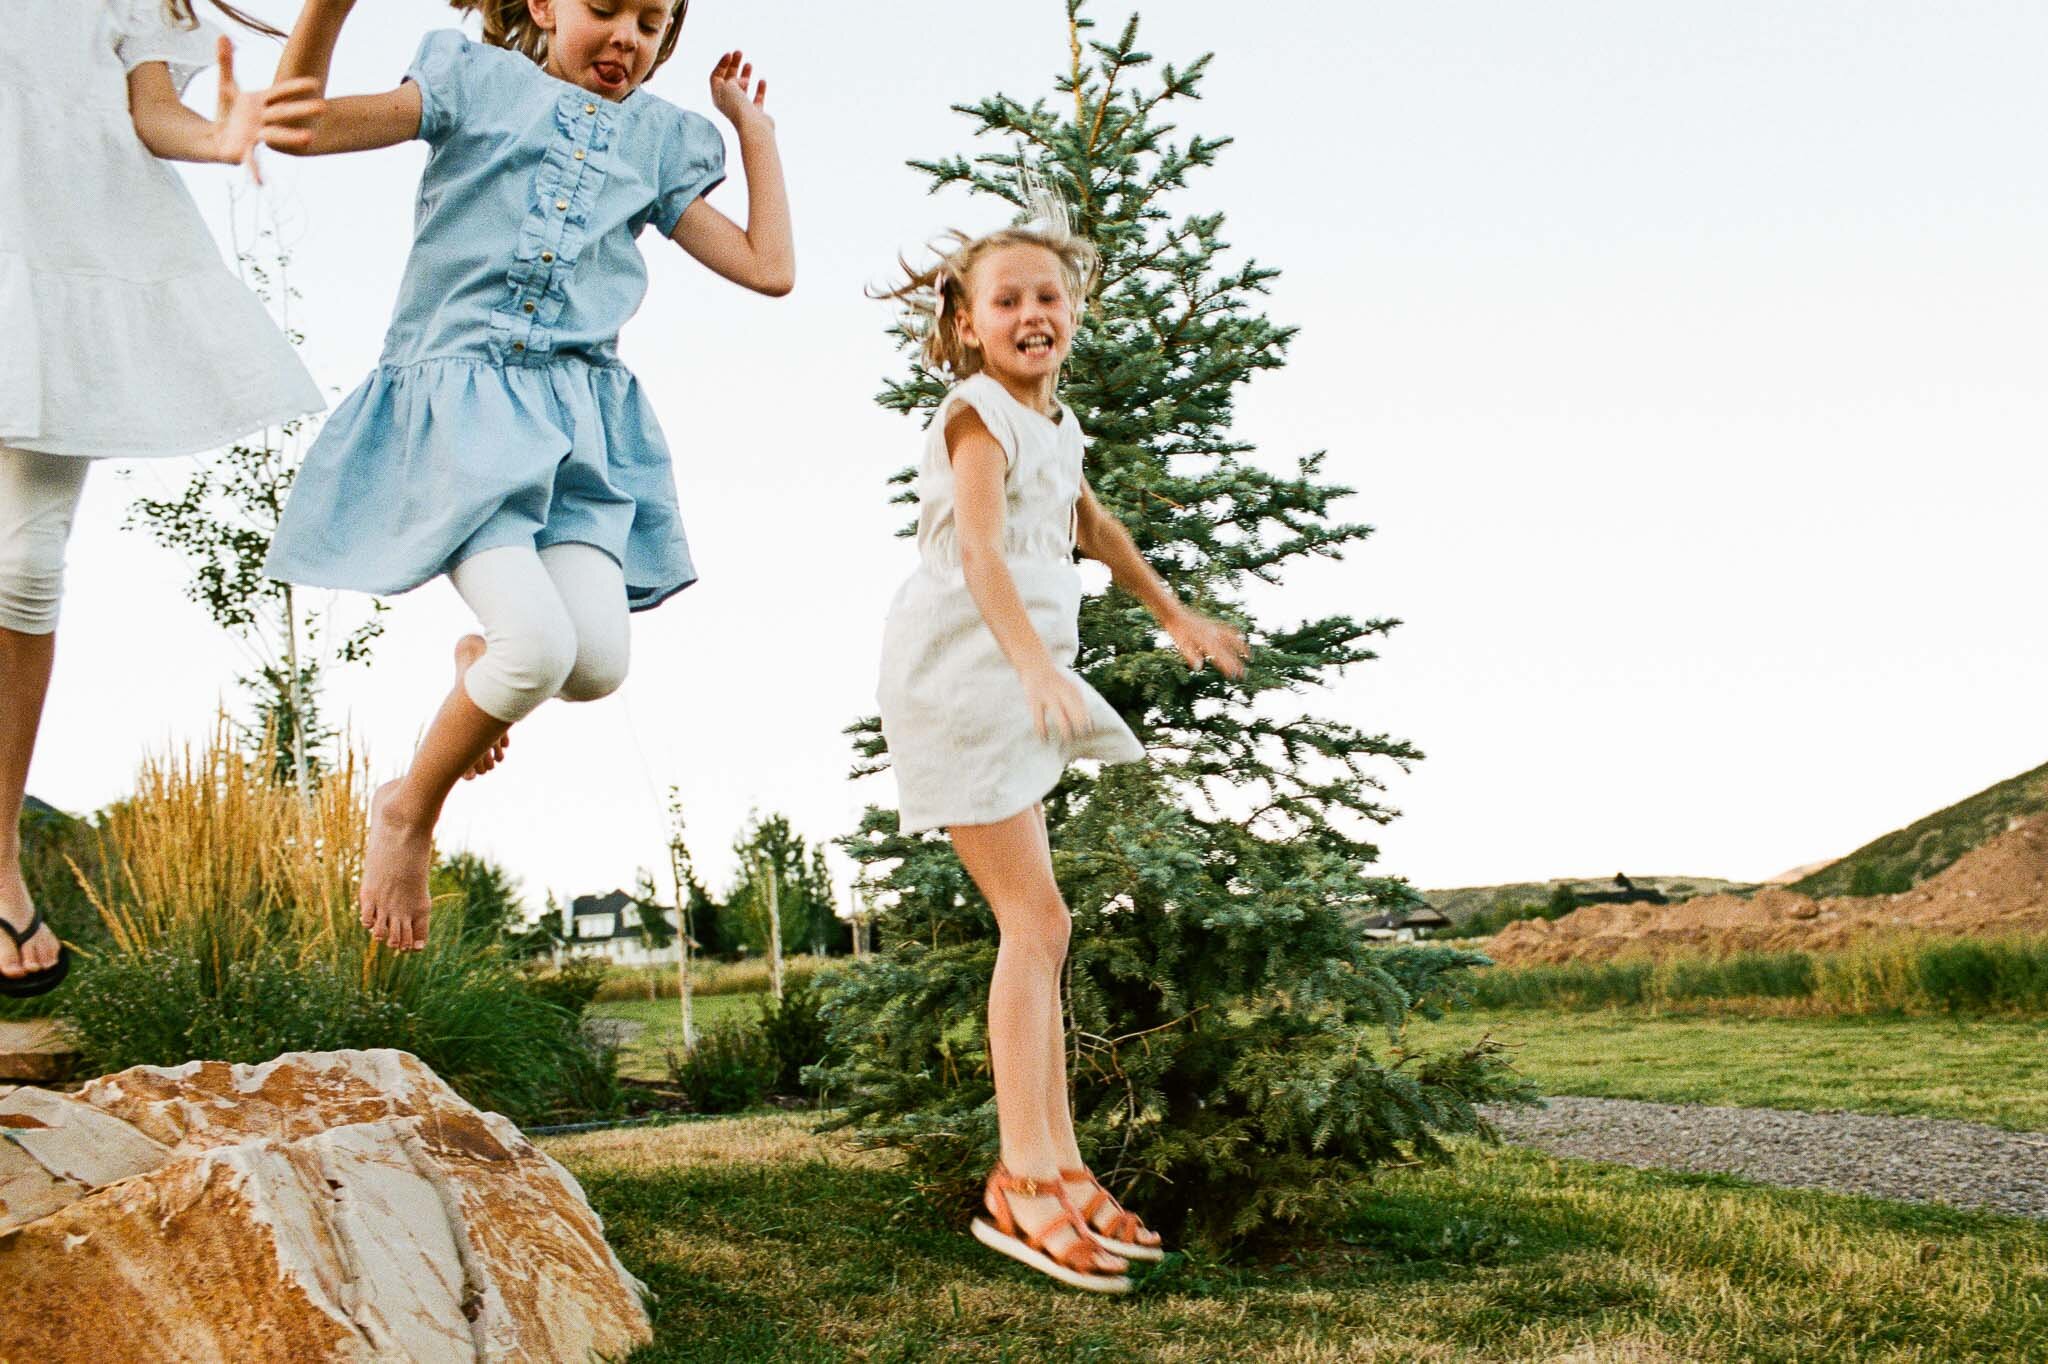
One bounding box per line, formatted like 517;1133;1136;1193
127;37;323;181
669;52;794;297
271;0;421;155
1075;483;1250;678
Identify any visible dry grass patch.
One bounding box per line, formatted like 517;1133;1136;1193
543;1114;893;1176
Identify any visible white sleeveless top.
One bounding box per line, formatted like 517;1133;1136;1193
0;0;322;457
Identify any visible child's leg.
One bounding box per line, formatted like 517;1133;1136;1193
952;808;1123;1270
0;446;90;979
538;543;629;703
360;545;577;951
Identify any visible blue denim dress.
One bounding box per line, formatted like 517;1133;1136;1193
267;30;725;610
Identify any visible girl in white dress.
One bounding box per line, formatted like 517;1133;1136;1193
0;1;325;994
875;205;1250;1292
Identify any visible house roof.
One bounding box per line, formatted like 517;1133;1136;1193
571;890;635;917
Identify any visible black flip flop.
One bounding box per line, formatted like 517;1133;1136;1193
0;907;71;998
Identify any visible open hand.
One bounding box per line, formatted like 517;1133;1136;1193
210;37;324;184
1165;609;1250;679
709;50;772;128
1023;666;1095;744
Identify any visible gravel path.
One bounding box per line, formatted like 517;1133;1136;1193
1480;1096;2048;1220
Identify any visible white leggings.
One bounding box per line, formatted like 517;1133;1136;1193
0;445;91;636
449;542;630;724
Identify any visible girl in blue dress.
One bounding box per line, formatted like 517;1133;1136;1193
265;0;793;951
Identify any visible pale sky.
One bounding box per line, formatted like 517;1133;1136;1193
32;1;2048;916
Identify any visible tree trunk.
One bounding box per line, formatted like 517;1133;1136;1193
766;859;784;1002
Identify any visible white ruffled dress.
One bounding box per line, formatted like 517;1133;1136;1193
0;0;322;458
877;374;1144;833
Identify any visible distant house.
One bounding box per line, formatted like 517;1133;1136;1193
1357;905;1453;943
560;890;682;967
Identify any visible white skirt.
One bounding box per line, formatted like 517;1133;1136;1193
878;557;1143;833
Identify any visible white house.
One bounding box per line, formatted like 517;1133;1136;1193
558;890;683;967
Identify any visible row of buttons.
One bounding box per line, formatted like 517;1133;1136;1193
510;102;603;356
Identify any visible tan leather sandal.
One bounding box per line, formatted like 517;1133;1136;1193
1060;1167;1166;1262
970;1163;1132;1293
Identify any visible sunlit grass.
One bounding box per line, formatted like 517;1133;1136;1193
547;1115;2048;1364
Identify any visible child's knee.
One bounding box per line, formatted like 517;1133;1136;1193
557;644;628;703
0;548;65;636
466;620;578;721
1004;897;1072;963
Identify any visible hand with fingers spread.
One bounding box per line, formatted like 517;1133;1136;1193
1022;665;1095;744
208;37;325;184
1164;608;1251;680
708;50;772;130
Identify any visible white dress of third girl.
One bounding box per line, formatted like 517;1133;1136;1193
0;0;321;458
878;373;1143;833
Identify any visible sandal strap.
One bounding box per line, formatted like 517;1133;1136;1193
0;907;44;948
1061;1168;1157;1246
988;1164;1122;1275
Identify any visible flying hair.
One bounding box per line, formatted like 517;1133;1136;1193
872;170;1101;381
446;0;691;75
163;0;286;39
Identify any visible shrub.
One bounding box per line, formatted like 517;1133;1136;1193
757;973;842;1096
522;956;612;1015
666;1021;776;1113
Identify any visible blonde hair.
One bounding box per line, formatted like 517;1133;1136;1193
875;188;1101;380
164;0;286;38
449;0;690;76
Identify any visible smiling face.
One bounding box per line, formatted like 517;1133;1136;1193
954;242;1077;404
529;0;675;100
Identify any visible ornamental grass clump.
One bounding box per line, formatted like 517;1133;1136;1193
62;726;619;1125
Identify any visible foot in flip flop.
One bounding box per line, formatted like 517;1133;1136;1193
1061;1167;1167;1261
454;636;510;779
361;780;435;952
971;1163;1131;1293
0;866;70;997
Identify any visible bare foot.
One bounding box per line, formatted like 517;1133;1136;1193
0;861;60;979
362;780;435;952
454;635;510;779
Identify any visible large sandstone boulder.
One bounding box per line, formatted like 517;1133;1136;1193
0;1049;652;1363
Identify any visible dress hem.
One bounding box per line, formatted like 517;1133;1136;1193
3;394;325;462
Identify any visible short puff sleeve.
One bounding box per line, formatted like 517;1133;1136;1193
111;0;220;94
405;29;475;146
651;108;727;237
937;375;1022;472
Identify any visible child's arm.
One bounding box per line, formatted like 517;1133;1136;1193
126;37;324;180
270;0;422;156
951;409;1096;742
1075;484;1250;678
669;52;794;297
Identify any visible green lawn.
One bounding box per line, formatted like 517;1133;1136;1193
591;995;763;1081
547;1115;2048;1364
1408;1009;2048;1131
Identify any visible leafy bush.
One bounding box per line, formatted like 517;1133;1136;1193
522;956;612;1015
666;1021;777;1113
757;973;841;1096
60;729;619;1124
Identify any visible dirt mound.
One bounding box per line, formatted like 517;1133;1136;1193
1487;814;2048;965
